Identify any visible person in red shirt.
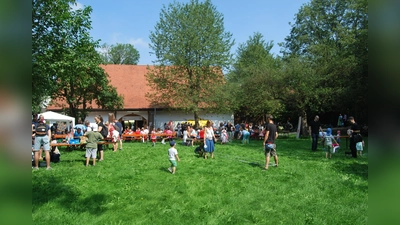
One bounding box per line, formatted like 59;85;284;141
199;127;205;139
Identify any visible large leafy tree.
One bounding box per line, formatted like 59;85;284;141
99;43;140;65
32;0;123;121
146;0;234;128
227;32;283;122
280;0;368;123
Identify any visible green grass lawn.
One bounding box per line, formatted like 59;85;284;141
32;136;368;224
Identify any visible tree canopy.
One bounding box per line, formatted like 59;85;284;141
278;0;368;125
99;43;140;65
32;0;123;121
146;0;234;128
227;32;283;121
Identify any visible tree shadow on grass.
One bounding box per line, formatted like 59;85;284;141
238;160;263;168
332;161;368;180
32;175;109;215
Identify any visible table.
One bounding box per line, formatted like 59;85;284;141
122;132;177;142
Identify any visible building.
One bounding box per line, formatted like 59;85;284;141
47;65;233;130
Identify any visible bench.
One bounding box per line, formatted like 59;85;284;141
122;133;143;142
53;134;68;139
50;138;113;150
122;132;177;142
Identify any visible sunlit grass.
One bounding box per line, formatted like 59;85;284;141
32;137;368;224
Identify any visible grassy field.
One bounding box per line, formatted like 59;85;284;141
32;136;368;224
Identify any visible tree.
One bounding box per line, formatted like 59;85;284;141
99;43;140;65
32;0;124;121
280;0;368;124
227;32;283;121
146;0;234;128
32;0;72;113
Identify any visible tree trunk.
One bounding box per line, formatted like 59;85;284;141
300;110;309;137
194;111;200;129
68;105;78;124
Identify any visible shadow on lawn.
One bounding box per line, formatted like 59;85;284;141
32;176;109;215
333;161;368;180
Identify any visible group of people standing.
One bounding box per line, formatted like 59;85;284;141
32;113;125;169
310;115;365;158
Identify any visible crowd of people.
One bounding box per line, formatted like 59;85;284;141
32;112;366;172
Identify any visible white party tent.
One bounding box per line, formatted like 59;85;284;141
40;111;75;131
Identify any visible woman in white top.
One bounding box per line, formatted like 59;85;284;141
204;120;216;159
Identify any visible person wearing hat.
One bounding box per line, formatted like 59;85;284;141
347;116;360;158
263;114;279;170
167;141;180;174
322;128;339;159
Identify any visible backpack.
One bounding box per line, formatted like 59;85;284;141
100;124;108;138
35;122;47;136
113;124;121;133
50;152;60;163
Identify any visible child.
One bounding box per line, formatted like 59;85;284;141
141;126;149;143
151;128;157;146
167;141;180;174
84;126;104;166
322;128;338;159
220;129;228;144
182;128;188;145
354;133;365;156
109;123;120;152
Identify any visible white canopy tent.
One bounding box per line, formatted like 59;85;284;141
40;111;75;132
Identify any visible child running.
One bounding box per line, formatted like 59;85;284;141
167;141;180;174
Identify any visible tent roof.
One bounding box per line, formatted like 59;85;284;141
40;111;75;130
40;111;74;121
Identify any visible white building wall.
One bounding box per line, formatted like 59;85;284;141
153;110;233;129
84;111;149;123
84;110;233;130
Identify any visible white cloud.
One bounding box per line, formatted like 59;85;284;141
70;2;84;11
128;38;148;48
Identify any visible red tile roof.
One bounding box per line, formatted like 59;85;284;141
47;65;155;110
101;64;154;109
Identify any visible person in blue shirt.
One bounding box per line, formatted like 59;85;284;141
74;119;86;133
234;123;241;139
74;127;84;137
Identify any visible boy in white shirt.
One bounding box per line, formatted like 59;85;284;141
167;141;180;174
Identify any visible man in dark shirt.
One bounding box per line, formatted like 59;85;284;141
348;116;360;158
309;115;322;151
263;114;279;170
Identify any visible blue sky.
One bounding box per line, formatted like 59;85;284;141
73;0;310;65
